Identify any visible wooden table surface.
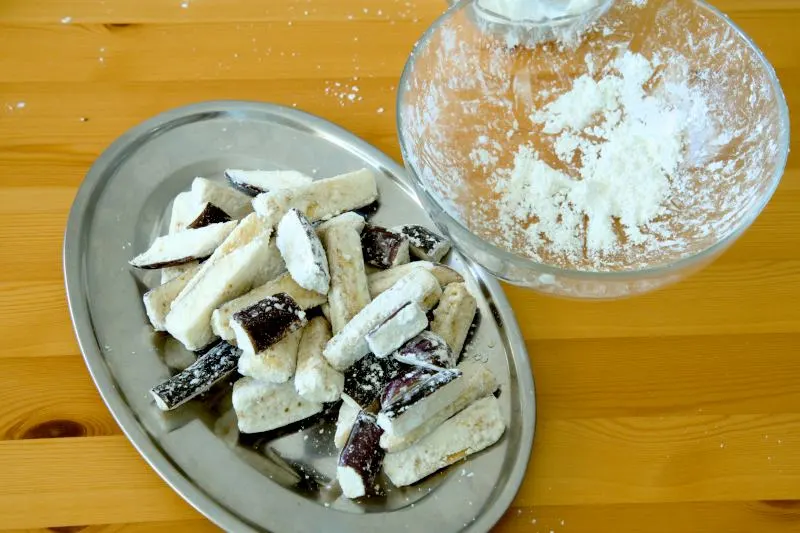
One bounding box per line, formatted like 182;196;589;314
1;0;798;531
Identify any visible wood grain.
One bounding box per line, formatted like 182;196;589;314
0;0;798;531
0;356;120;440
7;522;221;533
0;439;199;530
495;501;800;533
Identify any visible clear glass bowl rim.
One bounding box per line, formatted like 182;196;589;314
396;0;791;281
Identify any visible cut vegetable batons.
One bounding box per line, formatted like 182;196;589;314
337;411;385;499
392;330;455;371
150;342;240;411
314;211;366;236
367;261;463;298
323;269;442;371
129;221;237;269
365;301;428;358
360;225;410;269
165;214;273;351
233;377;323;434
162;192;201;283
318;213;371;334
162;263;198;284
382;395;505;487
294;317;344;403
225;169;312;196
379;367;462;428
237;328;303;384
251;235;287;288
211;272;326;342
430;282;477;358
342;354;401;410
143;264;201;331
394;224;452;263
162;203;231;280
168;191;200;234
334;402;359;449
379;364;498;452
191;177;253;219
230;293;307;355
252;168;378;226
277;209;330;295
186;203;231;229
378;362;483;438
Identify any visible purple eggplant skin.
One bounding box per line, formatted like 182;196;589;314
150;342;241;410
360;225;408;269
187;203;232;229
131;255;212;270
379;368;462;419
337;411;385;498
379;367;436;409
232;293;307;353
395;224;451;262
353;200;380;219
224;170;266;197
342;354;405;409
392;330;455;370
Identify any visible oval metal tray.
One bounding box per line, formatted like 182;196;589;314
64;101;536;533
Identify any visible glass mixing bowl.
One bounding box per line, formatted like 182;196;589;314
397;0;790;299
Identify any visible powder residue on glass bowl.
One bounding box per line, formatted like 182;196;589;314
399;0;782;272
491;50;714;260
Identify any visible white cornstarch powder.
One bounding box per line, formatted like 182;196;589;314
492;50;710;257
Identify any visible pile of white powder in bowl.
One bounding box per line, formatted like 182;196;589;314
400;0;781;272
494;50;713;259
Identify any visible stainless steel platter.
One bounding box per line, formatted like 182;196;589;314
64;101;536;532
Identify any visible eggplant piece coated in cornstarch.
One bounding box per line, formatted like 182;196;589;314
150;342;241;411
337;411;385;499
230;293;307;355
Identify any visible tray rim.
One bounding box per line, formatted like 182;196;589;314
63;100;536;532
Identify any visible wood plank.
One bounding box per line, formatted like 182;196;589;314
0;282;78;358
8;500;800;533
0;22;421;84
517;414;800;507
496;501;800;533
529;332;800;419
0;188;74;283
0;0;441;24
0;438;200;529
504;257;800;340
0;78;401;166
0;11;796;85
0;356;120;440
7;521;220;533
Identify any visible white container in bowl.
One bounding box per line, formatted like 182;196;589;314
397;0;790;299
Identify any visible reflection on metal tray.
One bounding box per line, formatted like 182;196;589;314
64;101;536;532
